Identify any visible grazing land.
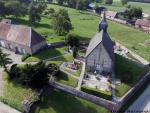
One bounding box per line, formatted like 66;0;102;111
30;88;110;113
19;4;150;62
115;54;149;97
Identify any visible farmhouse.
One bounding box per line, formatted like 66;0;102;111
135;19;150;32
105;11;118;19
0;20;46;54
85;12;115;74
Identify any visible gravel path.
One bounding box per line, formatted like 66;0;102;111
0;102;21;113
0;68;3;96
126;84;150;112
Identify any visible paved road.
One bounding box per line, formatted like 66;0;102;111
126;84;150;112
0;102;21;113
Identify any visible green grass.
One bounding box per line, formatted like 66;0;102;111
115;54;149;97
56;71;78;87
99;0;150;13
7;4;150;61
25;47;66;62
30;89;110;113
47;53;73;65
1;72;34;111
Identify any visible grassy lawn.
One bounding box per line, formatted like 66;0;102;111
115;54;149;97
56;71;78;87
25;47;66;62
6;4;149;61
47;53;73;65
30;89;110;113
1;73;34;112
99;0;150;13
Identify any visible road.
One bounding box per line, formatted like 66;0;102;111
126;84;150;112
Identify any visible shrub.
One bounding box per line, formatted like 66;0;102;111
21;54;31;62
9;64;21;79
81;86;112;100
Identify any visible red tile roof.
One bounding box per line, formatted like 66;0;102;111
135;19;150;27
0;22;46;47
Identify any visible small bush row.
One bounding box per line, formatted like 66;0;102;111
81;86;112;100
21;54;31;61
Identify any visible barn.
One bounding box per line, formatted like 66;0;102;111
85;12;115;74
0;20;47;55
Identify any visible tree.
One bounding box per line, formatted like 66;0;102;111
73;47;78;58
105;0;113;4
121;0;128;5
0;49;13;73
124;5;142;19
65;33;80;49
28;2;47;24
21;61;59;89
0;1;6;18
52;9;73;36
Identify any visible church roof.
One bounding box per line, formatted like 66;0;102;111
86;12;114;61
85;30;114;61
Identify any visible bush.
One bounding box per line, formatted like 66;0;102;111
21;54;31;61
9;64;21;79
81;86;112;100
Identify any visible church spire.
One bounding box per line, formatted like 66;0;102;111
99;11;108;32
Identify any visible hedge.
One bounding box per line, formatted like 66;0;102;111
81;86;112;100
21;54;31;62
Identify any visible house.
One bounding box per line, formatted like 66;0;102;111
135;19;150;32
0;20;47;54
104;11;118;20
85;12;115;74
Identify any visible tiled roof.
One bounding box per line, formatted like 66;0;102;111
85;30;114;61
135;19;150;27
0;22;45;47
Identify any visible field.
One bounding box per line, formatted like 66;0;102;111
115;54;149;97
1;73;109;113
99;0;150;13
17;4;150;62
30;88;110;113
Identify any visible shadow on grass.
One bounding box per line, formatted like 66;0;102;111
30;88;102;113
33;48;65;60
7;17;51;29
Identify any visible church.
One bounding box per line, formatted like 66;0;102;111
85;12;115;74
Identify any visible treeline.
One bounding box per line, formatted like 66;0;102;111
0;0;47;24
128;0;150;3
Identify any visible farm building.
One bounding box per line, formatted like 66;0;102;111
0;20;46;54
85;12;115;74
135;19;150;33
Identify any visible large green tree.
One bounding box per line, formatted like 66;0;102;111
0;49;13;73
121;0;128;5
28;2;47;24
52;9;73;36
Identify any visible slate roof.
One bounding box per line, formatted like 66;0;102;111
0;22;45;47
85;30;114;61
86;12;114;61
135;19;150;27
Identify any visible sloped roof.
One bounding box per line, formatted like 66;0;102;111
85;30;114;61
135;19;150;27
0;22;45;47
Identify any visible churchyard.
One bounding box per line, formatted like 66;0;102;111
0;2;150;113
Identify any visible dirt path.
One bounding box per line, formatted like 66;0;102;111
0;102;21;113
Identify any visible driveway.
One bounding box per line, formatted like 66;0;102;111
0;102;21;113
126;84;150;112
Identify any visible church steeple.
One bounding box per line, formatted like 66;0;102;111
99;11;108;32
